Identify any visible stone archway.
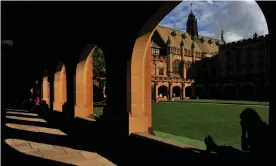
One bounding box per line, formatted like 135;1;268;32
239;84;256;101
130;2;180;134
185;86;192;98
129;1;270;134
53;62;67;112
158;85;168;98
42;69;50;106
196;86;204;98
223;85;237;100
172;86;181;98
75;45;96;118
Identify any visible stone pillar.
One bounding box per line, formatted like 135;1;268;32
169;83;173;99
192;41;195;63
42;78;50;106
191;83;196;99
180;39;186;80
182;84;186;99
168;54;173;77
191;41;197;79
167;36;173;77
155;83;158;99
75;50;93;118
167;86;170;100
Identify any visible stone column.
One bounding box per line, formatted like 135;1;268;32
180;39;186;80
182;84;186;99
191;41;195;63
75;48;93;118
155;83;158;100
169;83;173;99
167;36;173;77
191;83;196;99
168;54;173;77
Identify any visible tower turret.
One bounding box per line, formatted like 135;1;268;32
221;30;226;45
186;3;199;40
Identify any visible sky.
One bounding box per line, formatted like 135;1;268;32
159;0;268;43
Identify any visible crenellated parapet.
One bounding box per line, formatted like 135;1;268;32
220;34;269;49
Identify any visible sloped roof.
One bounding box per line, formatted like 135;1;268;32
152;41;161;48
155;25;221;54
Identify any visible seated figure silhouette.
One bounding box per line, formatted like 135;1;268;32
204;108;271;160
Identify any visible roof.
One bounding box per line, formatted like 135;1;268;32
152;41;161;48
155;25;221;54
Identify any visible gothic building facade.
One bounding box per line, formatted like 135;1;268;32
151;8;269;101
195;34;269;101
151;8;223;100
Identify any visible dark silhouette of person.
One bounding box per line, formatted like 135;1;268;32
204;108;271;160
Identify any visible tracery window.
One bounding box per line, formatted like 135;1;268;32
151;48;160;56
173;60;181;75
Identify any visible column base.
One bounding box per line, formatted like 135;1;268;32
129;114;149;134
74;105;93;118
42;98;50;106
53;102;63;112
99;113;151;136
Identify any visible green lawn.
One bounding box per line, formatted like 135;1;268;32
161;99;269;106
94;107;104;117
93;100;269;149
152;101;269;148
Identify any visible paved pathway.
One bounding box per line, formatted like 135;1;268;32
3;108;116;166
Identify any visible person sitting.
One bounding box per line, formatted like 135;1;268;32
204;108;271;161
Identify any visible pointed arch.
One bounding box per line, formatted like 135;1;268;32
173;60;181;75
75;44;96;118
185;86;192;98
130;2;180;134
239;83;256;100
53;62;67;112
172;86;181;97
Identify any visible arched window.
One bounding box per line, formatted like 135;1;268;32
186;61;192;69
173;60;180;75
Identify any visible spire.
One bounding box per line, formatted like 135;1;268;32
221;30;226;44
186;3;198;40
191;3;193;12
253;32;259;39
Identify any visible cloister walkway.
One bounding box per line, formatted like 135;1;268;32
3;107;117;166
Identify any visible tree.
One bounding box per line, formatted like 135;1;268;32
93;47;106;79
92;47;107;101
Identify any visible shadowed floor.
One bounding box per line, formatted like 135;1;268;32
3;108;116;166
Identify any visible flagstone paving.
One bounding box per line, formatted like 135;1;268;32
4;109;117;166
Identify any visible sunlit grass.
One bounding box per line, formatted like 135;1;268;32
152;101;269;147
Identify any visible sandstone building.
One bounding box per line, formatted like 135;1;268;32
195;33;269;101
151;8;223;100
151;8;269;101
